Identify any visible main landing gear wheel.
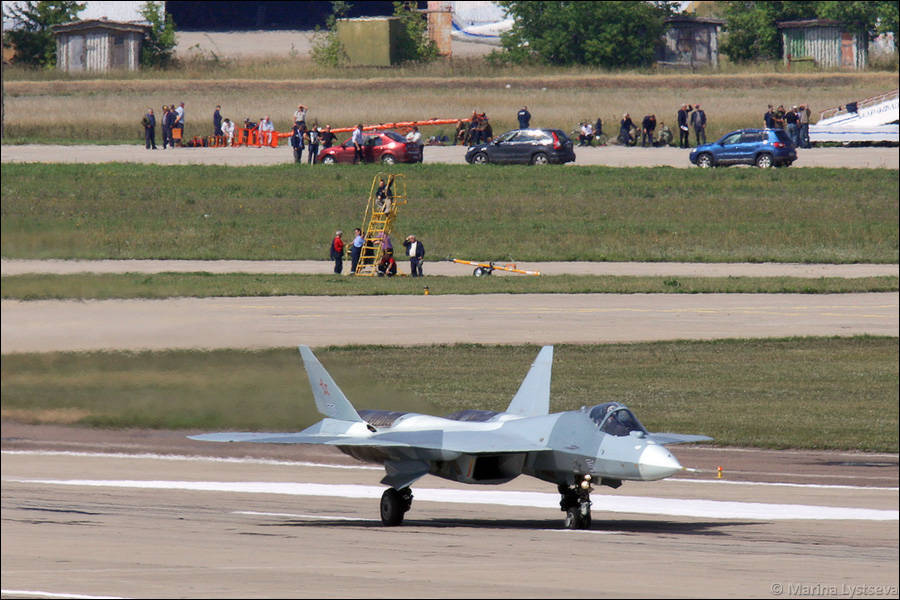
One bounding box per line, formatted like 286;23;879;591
380;487;413;526
473;266;492;277
558;481;592;530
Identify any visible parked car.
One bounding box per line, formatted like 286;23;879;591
316;131;422;164
465;128;576;165
689;129;797;168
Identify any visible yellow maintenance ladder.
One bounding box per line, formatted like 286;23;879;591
355;173;407;276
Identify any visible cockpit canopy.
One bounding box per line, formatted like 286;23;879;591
588;402;648;437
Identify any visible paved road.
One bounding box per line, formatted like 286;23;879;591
3;143;898;168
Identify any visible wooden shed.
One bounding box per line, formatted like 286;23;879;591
52;19;150;72
658;16;725;70
777;19;867;69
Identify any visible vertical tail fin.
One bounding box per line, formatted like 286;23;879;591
298;345;365;423
505;346;553;417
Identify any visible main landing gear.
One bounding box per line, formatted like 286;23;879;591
380;487;413;526
559;476;592;530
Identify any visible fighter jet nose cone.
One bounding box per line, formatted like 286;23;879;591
638;444;682;480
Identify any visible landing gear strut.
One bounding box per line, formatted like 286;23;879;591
559;475;592;530
380;487;413;526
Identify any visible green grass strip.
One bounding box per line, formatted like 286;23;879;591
2;273;897;300
2;164;897;263
1;338;896;452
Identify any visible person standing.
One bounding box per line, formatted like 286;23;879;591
640;114;656;147
350;228;364;274
331;230;344;274
213;104;222;137
799;104;811;149
161;105;170;148
405;126;423;162
307;126;320;164
764;104;775;129
618;113;634;145
677;104;692;148
690;104;707;146
403;235;426;277
785;106;799;147
517;105;531;129
320;125;335;149
142;108;157;149
290;123;303;163
352;124;364;164
173;102;185;146
294;104;308;127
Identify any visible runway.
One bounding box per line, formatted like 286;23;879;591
2;425;898;599
2;143;898;169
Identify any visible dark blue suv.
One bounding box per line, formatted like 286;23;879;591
689;129;797;168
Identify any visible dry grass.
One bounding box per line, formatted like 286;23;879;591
4;72;897;143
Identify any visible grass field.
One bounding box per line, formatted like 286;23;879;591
2;273;896;300
2;164;897;263
1;338;896;452
3;72;897;144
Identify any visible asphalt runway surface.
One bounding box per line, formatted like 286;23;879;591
2;143;898;168
2;424;898;599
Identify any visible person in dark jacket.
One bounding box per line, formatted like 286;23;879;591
290;123;303;163
677;104;693;148
163;105;176;149
142;108;157;149
517;106;531;129
402;235;426;277
213;105;222;137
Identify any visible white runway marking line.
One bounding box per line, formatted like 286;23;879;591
3;449;894;490
5;478;897;521
0;590;126;599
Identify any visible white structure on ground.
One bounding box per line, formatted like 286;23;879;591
810;90;899;143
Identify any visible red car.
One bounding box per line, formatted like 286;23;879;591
316;131;423;164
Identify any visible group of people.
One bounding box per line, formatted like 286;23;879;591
612;113;673;147
142;102;185;149
676;104;707;148
764;103;811;148
456;111;494;146
576;118;604;146
330;230;425;277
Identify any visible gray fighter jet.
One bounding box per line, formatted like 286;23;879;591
191;345;711;529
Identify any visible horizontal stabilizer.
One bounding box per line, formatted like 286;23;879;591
505;346;553;417
648;433;713;445
299;345;364;423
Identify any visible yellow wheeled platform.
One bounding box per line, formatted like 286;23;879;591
452;259;541;277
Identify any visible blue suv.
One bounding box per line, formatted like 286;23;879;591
689;129;797;168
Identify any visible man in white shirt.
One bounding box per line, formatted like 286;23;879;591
406;126;423;162
352;124;364;164
259;116;275;145
294;105;307;126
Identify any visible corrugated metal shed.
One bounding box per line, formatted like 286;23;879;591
658;16;725;70
777;19;867;69
51;19;149;72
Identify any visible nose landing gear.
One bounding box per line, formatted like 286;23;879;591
380;487;414;526
559;476;592;529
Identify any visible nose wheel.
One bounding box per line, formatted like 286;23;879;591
380;487;413;526
559;478;592;530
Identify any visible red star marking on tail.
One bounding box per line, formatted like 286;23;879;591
319;379;330;395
